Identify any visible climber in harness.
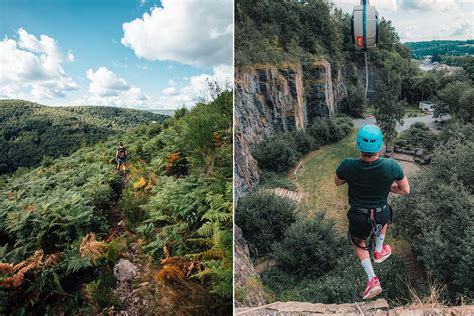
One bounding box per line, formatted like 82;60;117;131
334;125;410;300
116;142;128;171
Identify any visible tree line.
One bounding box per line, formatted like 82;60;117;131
0;100;166;174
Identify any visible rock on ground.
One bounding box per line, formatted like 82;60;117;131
114;259;138;282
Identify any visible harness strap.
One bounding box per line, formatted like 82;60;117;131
348;206;388;252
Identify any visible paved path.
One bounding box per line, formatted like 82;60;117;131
353;115;442;133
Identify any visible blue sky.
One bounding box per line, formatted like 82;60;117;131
0;0;233;109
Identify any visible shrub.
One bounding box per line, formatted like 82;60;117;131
308;118;332;144
252;137;298;172
259;171;297;191
271;213;344;278
344;83;367;118
262;252;407;304
307;116;353;145
394;122;437;151
236;191;297;256
392;140;474;301
283;130;320;156
438;121;474;144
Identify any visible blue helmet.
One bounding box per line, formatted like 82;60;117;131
356;125;383;153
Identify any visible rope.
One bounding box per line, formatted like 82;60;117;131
364;50;369;100
354;301;365;315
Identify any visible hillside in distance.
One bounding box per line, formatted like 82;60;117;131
0;99;167;174
404;40;474;59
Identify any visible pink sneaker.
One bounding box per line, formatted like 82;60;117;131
374;245;392;263
363;276;382;300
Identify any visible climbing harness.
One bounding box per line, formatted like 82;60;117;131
348;205;392;253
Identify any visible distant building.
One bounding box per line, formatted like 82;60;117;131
419;101;434;112
416;59;463;74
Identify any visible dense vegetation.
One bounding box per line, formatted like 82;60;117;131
437;56;474;80
235;0;474;308
252;116;352;173
236;193;408;304
238;113;409;304
394;122;437;151
235;0;419;122
236;192;297;256
392;122;474;302
0;100;166;174
405;40;474;80
405;40;474;59
0;90;232;314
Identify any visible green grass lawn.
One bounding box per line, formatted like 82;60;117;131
291;131;358;231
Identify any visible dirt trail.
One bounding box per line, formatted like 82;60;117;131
292;134;427;293
103;171;151;315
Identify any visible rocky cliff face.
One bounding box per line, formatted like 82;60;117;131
234;226;267;308
234;65;307;199
234;61;348;199
234;61;350;309
304;59;335;119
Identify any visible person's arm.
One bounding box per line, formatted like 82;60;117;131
116;150;119;160
335;159;348;186
334;175;347;186
390;176;410;195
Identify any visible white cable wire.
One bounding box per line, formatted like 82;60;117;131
364;50;369;100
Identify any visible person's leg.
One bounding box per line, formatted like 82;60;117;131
354;238;375;280
375;224;388;252
374;207;393;263
354;237;383;299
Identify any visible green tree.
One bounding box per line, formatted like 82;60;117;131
413;72;438;101
435;81;472;121
374;68;405;146
392;138;474;301
459;88;474;122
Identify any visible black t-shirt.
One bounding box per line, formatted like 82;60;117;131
336;158;404;208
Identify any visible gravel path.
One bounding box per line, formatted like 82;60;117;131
353;114;443;133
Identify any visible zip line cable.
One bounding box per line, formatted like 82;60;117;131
364;50;369;100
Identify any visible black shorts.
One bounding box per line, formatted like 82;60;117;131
347;205;392;240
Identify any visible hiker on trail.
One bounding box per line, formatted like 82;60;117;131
116;142;128;171
334;125;410;300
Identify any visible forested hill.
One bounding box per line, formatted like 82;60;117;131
0;90;233;314
404;40;474;80
404;40;474;59
0;99;167;174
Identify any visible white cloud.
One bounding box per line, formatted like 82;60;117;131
0;28;79;100
162;86;177;96
121;0;233;68
331;0;473;42
396;0;457;11
156;64;232;109
79;67;148;107
86;67;131;97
